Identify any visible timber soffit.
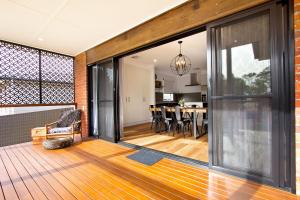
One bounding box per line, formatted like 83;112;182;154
83;0;271;65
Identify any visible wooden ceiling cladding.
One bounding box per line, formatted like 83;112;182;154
85;0;271;65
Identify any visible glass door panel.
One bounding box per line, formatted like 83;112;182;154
212;98;272;177
91;66;99;136
90;60;116;142
210;10;277;183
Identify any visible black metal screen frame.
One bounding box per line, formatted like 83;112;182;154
0;40;75;105
207;1;293;191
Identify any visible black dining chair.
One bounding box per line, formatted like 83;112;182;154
160;106;173;133
182;110;192;134
200;112;208;136
200;102;208;136
173;106;190;137
150;105;162;131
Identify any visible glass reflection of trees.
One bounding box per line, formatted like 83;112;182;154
242;66;270;95
225;66;271;95
220;43;271;96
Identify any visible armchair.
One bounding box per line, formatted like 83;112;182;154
45;109;82;142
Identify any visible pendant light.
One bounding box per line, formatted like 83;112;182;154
170;41;191;76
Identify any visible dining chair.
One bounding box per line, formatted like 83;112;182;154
173;106;190;137
182;110;192;133
160;106;173;133
199;103;208;136
190;105;201;136
149;105;162;132
200;112;208;135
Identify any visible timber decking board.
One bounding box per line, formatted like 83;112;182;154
0;139;297;200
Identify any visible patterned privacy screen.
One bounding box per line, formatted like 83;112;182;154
41;51;74;104
0;41;74;105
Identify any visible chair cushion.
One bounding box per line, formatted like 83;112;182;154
49;127;72;134
57;109;81;130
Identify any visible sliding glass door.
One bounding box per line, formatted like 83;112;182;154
90;60;117;142
208;3;288;186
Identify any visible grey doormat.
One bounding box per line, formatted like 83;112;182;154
127;149;165;166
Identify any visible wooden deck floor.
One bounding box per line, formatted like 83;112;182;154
0;139;297;200
122;123;208;162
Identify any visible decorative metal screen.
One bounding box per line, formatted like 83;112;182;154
0;41;40;104
0;41;74;105
41;51;74;104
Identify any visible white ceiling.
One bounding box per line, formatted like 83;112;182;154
0;0;187;56
124;31;207;75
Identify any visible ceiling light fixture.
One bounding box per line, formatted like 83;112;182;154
170;41;191;76
38;37;44;41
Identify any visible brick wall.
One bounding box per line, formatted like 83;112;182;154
296;0;300;107
295;0;300;194
74;52;89;138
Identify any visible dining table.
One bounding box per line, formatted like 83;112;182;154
149;106;207;138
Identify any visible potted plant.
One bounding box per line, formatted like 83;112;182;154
178;98;185;107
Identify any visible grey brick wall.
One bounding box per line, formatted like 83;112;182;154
0;108;72;147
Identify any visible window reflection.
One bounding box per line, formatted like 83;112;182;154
218;43;271;96
231;43;271;95
216;13;271;96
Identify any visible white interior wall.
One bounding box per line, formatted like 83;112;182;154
121;58;155;127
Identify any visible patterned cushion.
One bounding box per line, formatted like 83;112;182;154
49;127;72;134
57;109;81;130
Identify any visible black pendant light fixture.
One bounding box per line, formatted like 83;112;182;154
170;41;191;76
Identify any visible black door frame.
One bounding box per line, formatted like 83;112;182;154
207;1;291;189
87;0;295;193
88;58;118;143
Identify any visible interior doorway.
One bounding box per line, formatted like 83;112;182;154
118;31;209;163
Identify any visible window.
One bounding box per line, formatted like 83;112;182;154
163;93;174;101
0;41;74;105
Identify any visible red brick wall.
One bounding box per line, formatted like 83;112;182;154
295;0;300;194
296;0;300;108
74;52;89;138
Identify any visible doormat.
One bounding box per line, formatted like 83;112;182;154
127;149;164;166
